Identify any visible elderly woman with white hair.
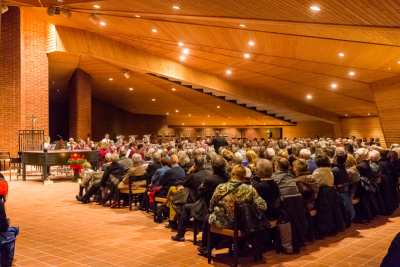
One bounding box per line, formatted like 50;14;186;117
355;148;373;181
115;154;147;208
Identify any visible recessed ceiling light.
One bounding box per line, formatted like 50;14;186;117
135;15;140;17
152;29;157;32
249;123;251;125
307;95;312;99
223;123;225;125
248;117;249;118
180;56;185;60
208;115;209;117
264;123;265;125
57;90;59;92
217;106;220;108
57;0;63;2
229;117;230;118
339;53;344;57
368;113;370;115
189;114;191;116
331;84;337;88
240;24;245;27
167;113;169;115
183;49;189;54
310;6;320;11
346;114;348;116
173;6;180;9
172;88;176;91
109;78;113;81
349;72;355;75
249;41;254;46
152;99;155;101
176;110;179;112
226;70;231;74
178;42;183;46
94;5;100;8
100;22;105;26
280;123;282;124
129;88;133;90
203;123;204;125
182;123;184;125
388;68;391;70
244;54;250;58
398;61;400;64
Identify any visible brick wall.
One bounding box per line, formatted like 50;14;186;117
0;7;21;157
371;76;400;148
20;9;49;134
0;7;50;157
69;69;91;141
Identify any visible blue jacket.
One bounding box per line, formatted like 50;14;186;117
151;167;170;187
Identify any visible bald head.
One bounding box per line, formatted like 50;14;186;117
170;154;179;166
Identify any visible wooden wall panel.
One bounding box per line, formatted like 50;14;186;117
281;121;334;140
371;76;400;148
339;117;386;149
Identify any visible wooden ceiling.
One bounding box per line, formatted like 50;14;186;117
15;0;400;124
49;52;294;126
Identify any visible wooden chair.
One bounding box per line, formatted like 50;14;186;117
9;154;22;181
153;197;167;222
117;175;146;210
207;203;264;267
0;152;10;172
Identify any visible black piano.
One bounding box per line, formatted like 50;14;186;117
22;150;99;181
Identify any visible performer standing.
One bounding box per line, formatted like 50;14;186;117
206;131;228;154
101;133;110;143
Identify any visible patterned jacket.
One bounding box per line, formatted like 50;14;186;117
208;180;266;229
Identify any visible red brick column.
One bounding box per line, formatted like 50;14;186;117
69;68;91;141
0;7;22;157
20;9;50;133
0;7;50;157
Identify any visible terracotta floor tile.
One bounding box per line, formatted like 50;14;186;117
5;177;400;267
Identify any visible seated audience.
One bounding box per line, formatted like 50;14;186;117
145;152;161;185
76;153;125;204
151;157;170;187
171;155;212;241
293;158;319;204
312;154;334;186
331;151;350;187
299;149;317;174
115;154;147;208
208;164;266;229
345;154;361;183
272;157;298;196
118;149;133;170
254;159;280;220
158;155;185;198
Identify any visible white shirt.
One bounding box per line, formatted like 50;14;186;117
101;138;110;143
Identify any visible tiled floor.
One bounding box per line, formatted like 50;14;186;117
6;176;400;267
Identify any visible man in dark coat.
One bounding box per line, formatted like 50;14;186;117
171;155;212;241
206;131;228;154
158;155;185;198
355;148;372;180
76;153;126;203
145;152;161;185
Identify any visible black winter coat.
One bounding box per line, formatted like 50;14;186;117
315;186;345;238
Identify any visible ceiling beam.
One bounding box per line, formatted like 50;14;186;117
54;26;339;124
71;8;400;33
